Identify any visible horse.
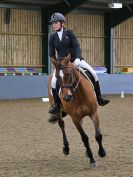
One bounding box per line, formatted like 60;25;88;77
48;55;106;166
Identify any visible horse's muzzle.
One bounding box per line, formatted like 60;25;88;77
63;94;73;102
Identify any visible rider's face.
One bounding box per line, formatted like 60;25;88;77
52;21;62;31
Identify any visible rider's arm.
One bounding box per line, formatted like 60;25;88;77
49;35;55;58
68;30;81;59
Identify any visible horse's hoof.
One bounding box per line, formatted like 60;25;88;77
90;159;97;168
85;154;97;167
98;148;106;158
63;146;69;155
90;162;97;168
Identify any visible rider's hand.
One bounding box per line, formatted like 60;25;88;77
74;58;80;66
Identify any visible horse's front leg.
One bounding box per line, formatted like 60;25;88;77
56;113;69;155
73;119;96;166
91;112;106;158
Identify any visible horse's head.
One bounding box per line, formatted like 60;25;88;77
51;54;70;70
51;55;78;102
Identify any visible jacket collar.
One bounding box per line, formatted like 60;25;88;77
62;28;67;40
55;28;67;41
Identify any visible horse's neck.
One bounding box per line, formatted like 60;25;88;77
71;64;83;83
70;64;79;80
71;64;86;92
71;64;94;96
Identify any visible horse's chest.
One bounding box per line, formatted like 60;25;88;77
67;105;89;117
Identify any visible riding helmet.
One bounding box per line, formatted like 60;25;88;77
49;12;65;23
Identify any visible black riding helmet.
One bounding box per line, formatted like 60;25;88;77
49;12;65;23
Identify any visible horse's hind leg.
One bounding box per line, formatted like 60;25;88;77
91;112;106;158
57;113;69;155
73;119;96;166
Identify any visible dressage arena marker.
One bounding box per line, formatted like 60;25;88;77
121;91;124;98
42;98;49;102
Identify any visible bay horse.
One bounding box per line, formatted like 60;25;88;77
48;55;106;166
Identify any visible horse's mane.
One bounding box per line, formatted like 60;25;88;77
68;62;78;74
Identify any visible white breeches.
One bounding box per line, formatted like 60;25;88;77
51;70;57;89
51;60;98;89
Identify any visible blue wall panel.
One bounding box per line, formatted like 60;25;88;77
98;74;133;94
0;75;48;99
0;74;133;99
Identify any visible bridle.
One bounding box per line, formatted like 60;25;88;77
56;63;81;96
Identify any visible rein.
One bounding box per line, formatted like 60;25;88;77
71;67;81;94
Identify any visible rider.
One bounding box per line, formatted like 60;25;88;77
49;12;110;114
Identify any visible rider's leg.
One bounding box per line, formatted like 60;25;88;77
94;80;110;106
48;70;61;114
79;60;110;106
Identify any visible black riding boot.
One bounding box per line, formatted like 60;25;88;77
48;88;61;114
95;81;110;106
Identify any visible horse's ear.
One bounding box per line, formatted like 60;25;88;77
65;53;71;64
51;56;57;66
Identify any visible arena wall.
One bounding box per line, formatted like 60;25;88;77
65;13;105;67
0;74;133;100
0;8;42;67
114;17;133;73
66;13;133;73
